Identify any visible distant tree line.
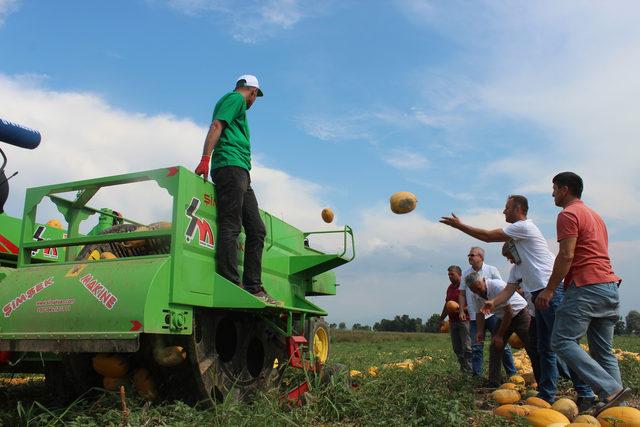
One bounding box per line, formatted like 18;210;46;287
330;310;640;335
618;310;640;335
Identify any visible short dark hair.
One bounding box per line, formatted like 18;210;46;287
447;265;462;275
508;195;529;215
553;172;583;198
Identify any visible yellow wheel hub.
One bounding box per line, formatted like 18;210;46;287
313;327;329;364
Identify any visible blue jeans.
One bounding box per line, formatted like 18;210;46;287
470;318;516;377
533;286;594;402
551;282;622;400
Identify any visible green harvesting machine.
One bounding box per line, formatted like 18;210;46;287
0;149;354;402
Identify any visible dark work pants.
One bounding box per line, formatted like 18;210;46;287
488;309;536;386
212;166;266;293
449;320;472;373
528;313;542;384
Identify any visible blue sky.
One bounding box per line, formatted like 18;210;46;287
1;0;639;326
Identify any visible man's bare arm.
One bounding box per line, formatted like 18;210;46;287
439;214;510;242
202;119;225;156
536;237;577;310
458;292;467;321
439;303;448;323
482;283;518;315
547;237;577;291
476;312;486;343
496;305;513;338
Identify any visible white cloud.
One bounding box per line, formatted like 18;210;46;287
398;1;640;225
297;113;373;142
298;106;460;145
384;148;428;170
0;0;19;26
161;0;327;43
0;73;332;236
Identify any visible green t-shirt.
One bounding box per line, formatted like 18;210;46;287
211;92;251;171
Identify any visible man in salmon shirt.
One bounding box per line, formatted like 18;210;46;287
536;171;631;414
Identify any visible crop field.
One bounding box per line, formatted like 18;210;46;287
1;331;638;426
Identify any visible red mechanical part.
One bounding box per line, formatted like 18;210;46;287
286;380;309;405
0;351;10;365
287;335;309;369
166;167;178;177
283;336;316;405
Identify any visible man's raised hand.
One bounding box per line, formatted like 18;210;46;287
440;213;462;229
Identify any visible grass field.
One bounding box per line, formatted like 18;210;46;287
1;331;638;426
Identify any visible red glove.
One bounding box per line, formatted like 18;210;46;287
194;155;210;181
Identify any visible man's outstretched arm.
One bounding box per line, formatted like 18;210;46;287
440;213;510;242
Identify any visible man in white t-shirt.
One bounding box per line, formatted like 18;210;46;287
466;272;534;387
458;246;516;378
441;195;594;406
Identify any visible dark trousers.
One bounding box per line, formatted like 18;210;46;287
449;320;472;373
528;314;541;384
488;309;536;386
470;318;517;377
212;166;266;293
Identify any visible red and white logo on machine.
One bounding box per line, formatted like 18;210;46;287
184;197;214;250
3;277;55;318
31;226;60;259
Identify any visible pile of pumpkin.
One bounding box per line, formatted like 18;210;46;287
490;374;640;426
93;345;186;400
581;343;640;363
0;376;44;386
350;355;435;377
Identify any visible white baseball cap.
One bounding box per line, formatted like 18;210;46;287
235;74;263;97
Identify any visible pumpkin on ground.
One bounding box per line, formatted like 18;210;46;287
552;398;579;421
92;354;129;378
499;383;518;390
493;404;527;419
491;389;521;404
508;374;525;386
566;424;601;427
133;368;157;401
153;345;186;367
508;333;525;349
573;414;600;425
526;408;570;427
103;376;128;391
597;406;640;427
525;396;552;408
439;321;449;333
389;191;417;214
520;404;541;415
